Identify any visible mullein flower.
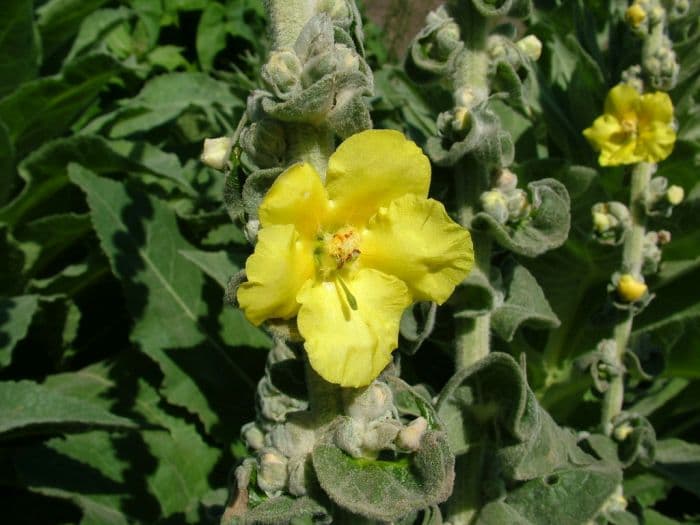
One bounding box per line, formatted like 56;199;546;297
583;84;676;166
238;130;473;387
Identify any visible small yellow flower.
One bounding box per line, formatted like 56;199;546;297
583;84;676;166
238;130;474;387
625;4;646;27
617;274;648;302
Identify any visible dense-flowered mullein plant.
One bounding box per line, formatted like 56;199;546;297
206;1;697;523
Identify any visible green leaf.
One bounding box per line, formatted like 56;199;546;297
0;53;122;156
84;72;243;138
196;2;227;71
17;358;222;523
653;438;700;497
0;0;40;98
436;353;589;479
37;0;110;59
472;179;571;257
227;496;331;525
179;249;243;289
0;119;14;205
312;431;454;522
68;164;267;441
492;260;560;341
0;134;193;226
0;295;39;368
64;7;134;63
0;380;137;440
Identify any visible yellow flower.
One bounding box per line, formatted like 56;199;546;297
617;274;647;302
238;130;474;387
583;84;676;166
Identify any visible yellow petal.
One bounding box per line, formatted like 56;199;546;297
599;138;642;166
583;115;622;152
639;91;674;125
604;84;640;120
325;130;431;226
361;194;474;303
238;225;314;325
259;163;329;238
297;269;411;387
637;122;676;163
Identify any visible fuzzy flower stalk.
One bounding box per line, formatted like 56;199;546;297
237;129;474;387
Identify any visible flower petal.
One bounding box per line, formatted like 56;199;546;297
639;91;674;125
583;115;622;152
259;162;329;238
297;269;411;387
238;224;314;325
361;194;474;303
604;83;640;119
325;130;431;226
638;121;676;163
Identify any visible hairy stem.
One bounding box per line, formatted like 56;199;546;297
601;162;653;434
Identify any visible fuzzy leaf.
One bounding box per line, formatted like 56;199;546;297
472;179;570;257
68;164;267;442
492;260;560;341
653;438;700;497
312;430;454;522
0;380;137;440
179;249;243;289
227;496;331;525
0;295;39;368
37;0;110;58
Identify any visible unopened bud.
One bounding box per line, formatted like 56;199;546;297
657;230;671;244
200;136;233;170
480;190;509;224
241;422;265;450
613;423;634;441
593;212;612;233
257;449;288;494
493;168;518;192
617;274;648;302
625;4;647;27
396;417;428;451
262;50;302;97
506;189;531;222
344;382;393;421
666;185;684;205
516;35;543;61
453;106;470;131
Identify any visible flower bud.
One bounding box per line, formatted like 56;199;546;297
613;422;635;441
241;422;265;450
452;106;470;131
396;417;428;451
493;168;518;192
506;189;531;222
200;136;233;171
657;229;671;245
287;456;310;496
334;417;365;458
625;4;647;27
591;202;630;245
642;231;662;275
268;417;316;459
617;274;648;303
344;382;393;422
516;35;543;61
363;420;401;453
666;185;684;205
262;50;302;98
257;449;288;495
481;190;509;224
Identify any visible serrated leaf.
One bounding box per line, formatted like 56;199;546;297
0;380;137;440
0;0;40;98
0;295;39;368
37;0;110;59
68;164;266;441
64;7;134;63
312;431;454;522
492;260;560;341
0;54;122;156
17;358;222;523
85;72;243;138
0;134;193;226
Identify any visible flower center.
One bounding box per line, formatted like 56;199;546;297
620;117;637;136
314;226;362;278
327;227;361;268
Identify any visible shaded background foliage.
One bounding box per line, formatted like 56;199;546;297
0;0;699;524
